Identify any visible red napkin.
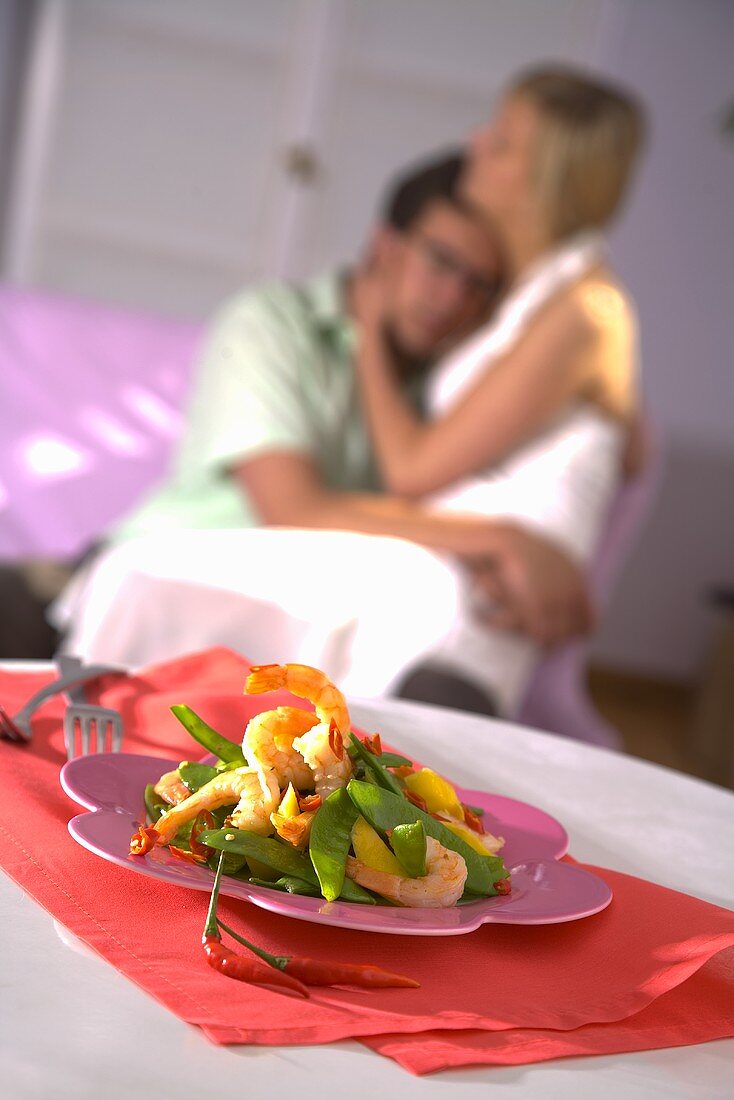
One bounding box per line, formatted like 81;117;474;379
1;647;733;1076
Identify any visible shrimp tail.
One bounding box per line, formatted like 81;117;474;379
245;664;286;694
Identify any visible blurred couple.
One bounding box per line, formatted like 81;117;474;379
54;64;646;719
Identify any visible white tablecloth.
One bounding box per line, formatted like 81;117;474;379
2;663;733;1098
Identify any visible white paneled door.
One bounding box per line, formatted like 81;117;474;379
3;0;602;317
5;0;300;316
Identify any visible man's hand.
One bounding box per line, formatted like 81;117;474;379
350;263;392;344
468;524;595;647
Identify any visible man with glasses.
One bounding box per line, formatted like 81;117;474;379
61;152;593;715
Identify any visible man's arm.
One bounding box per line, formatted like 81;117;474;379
233;451;594;646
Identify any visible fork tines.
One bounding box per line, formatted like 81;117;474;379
64;704;124;759
0;704;31;743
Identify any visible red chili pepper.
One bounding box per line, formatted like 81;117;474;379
297;793;322;813
493;878;511;896
129;825;158;855
217;919;420;990
169;845;208;865
190;810;216;859
393;765;415;779
205;855;419;995
405;789;428;812
361;732;382;756
328;718;344;760
462;804;484;834
202;852;308;997
283;957;419;989
202;934;309;996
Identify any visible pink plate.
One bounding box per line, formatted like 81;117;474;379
60;753;612;935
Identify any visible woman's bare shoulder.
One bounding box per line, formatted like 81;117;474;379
567;269;639;418
528;268;634;352
568;269;636;339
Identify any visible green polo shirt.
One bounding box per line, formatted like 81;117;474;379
113;272;399;539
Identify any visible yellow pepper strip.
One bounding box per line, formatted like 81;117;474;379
278;783;301;819
351;815;406;875
442;819;506;858
271;810;316;850
269;784;316;850
404;768;464;818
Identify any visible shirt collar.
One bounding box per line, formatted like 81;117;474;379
306;270;356;354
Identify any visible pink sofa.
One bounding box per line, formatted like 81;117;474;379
0;284;202;559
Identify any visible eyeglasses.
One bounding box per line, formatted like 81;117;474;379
411;234;500;299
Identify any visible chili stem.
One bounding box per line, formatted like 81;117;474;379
204;850;227;939
217;917;288;970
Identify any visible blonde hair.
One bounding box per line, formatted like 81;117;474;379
510;66;646;240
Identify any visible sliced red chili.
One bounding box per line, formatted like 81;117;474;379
361;732;382;756
462;804;484;834
129;825;158;856
493;878;511;895
190;810;217;858
328;718;344;760
405;789;428;812
297;793;322;813
169;844;208;865
393;764;415;779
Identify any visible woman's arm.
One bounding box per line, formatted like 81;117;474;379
356;288;598;498
233;450;594;645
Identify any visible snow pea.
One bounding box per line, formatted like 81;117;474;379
347;733;404;797
200;826;376;904
390;820;427;878
376;751;413;768
346;780;508;897
346;742;412;770
178;761;219;793
206;848;249;876
144;783;168;823
170;704;246;765
249;876;321;897
309;787;359;902
202;828;316;880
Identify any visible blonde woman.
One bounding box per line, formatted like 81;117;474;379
355;66;646;718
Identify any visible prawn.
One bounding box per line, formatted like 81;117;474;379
153;768;191;806
152;765;280;845
242;706;317;789
245;663;351;734
345;836;467;908
292;720;353;800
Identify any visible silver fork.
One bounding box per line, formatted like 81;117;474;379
0;660;123;743
58;656;124;759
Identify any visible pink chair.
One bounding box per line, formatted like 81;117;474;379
514;420;661;750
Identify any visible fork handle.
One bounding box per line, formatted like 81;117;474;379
56;656;88;705
14;663;123;722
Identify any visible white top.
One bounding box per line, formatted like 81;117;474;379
422;234;630;714
428;231;625;564
4;666;733;1100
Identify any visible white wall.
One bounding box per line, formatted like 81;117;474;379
0;0;33;249
590;0;734;679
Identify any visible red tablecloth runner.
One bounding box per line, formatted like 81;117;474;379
1;647;733;1075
